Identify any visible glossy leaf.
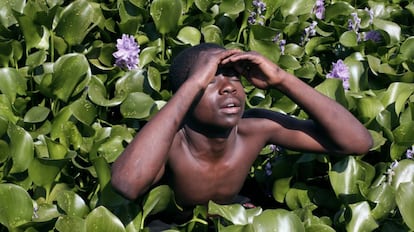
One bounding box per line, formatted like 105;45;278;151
70;98;97;125
120;92;155;119
85;206;125;232
391;159;414;190
400;36;414;60
52;53;91;102
208;201;248;225
0;67;27;103
0;183;33;229
24;106;50;123
56;190;90;218
395;182;414;230
177;26;201;46
373;18;401;45
141;185;172;226
150;0;182;34
28;157;68;189
55;0;103;46
252;209;305;232
346;201;378;232
55;216;86;232
280;0;315;18
88;76;126;107
328;156;374;203
8;123;34;173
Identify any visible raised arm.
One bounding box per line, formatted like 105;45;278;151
111;49;240;200
222;51;373;155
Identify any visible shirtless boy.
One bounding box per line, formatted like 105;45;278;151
111;43;372;215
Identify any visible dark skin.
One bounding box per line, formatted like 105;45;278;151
111;48;373;209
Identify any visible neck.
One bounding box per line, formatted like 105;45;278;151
182;124;237;160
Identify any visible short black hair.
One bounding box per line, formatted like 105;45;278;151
169;43;224;93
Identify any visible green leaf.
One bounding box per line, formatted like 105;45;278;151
367;183;396;220
141;185;172;227
28;157;68;189
24;106;50;123
315;78;347;107
285;183;316;211
328;156;374;203
70;98;97;125
355;96;385;124
393;121;414;145
379;82;414;115
395;182;414;230
278;55;301;70
15;13;49;51
32;202;61;223
346;201;378;232
344;58;365;91
0;183;33;230
324;2;354;22
392;159;414;190
52;53;91;102
177;26;201;46
55;0;103;46
373;18;401;45
252;209;305;232
219;0;245;15
339;31;358;47
98;136;125;163
147;66;161;92
0;0;25;28
208;201;249;225
8;123;34;173
400;36;414;61
272;177;292;203
201;25;223;44
57;190;90;218
88;76;126;107
0;67;27;103
55;216;86;232
280;0;315;18
85;206;126;232
93;157;127;207
139;46;160;68
120;92;155;119
150;0;182;34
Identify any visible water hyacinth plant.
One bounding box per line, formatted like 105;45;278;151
0;0;414;231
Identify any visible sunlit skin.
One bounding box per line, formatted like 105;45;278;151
111;47;373;214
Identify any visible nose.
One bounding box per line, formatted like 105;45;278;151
218;77;237;95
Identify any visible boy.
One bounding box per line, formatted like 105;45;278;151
111;43;372;215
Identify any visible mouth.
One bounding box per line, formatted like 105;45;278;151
219;99;242;114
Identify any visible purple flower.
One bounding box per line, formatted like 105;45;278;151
313;0;325;20
248;0;266;25
348;12;361;32
113;34;140;70
272;33;286;55
406;146;414;159
302;21;318;45
327;60;350;90
365;7;374;25
265;162;272;176
363;30;382;43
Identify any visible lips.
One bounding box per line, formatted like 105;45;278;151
219;98;242;114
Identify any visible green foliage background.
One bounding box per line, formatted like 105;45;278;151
0;0;414;231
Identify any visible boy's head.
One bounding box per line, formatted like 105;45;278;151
169;43;224;93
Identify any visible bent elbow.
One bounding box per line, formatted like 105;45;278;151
111;172;144;201
348;132;374;156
